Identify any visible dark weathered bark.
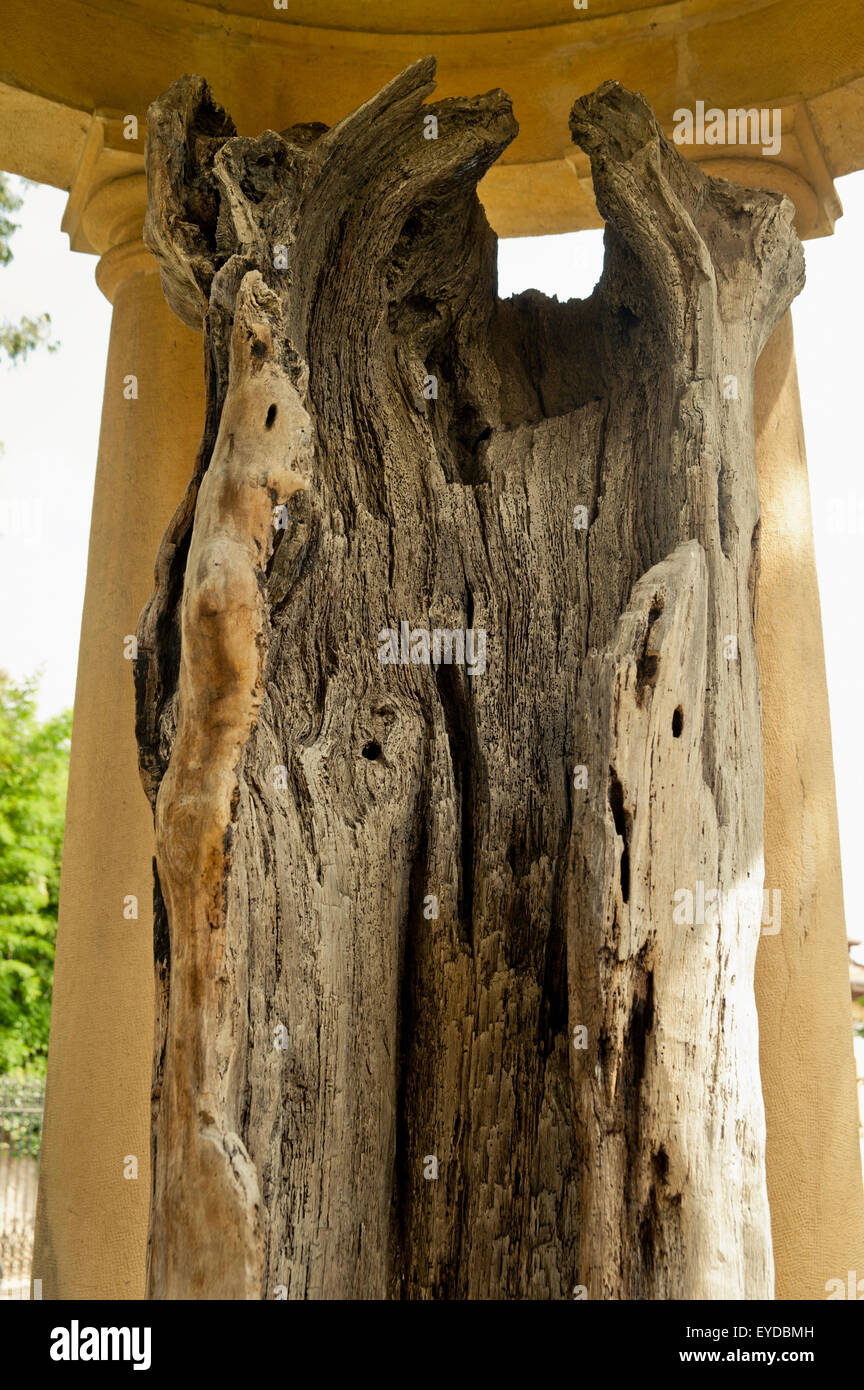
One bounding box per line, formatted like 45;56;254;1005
136;59;803;1299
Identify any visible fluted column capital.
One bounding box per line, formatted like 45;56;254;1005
62;110;154;303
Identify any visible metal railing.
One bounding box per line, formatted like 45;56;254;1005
0;1076;44;1299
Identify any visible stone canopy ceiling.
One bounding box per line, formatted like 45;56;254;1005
1;0;863;237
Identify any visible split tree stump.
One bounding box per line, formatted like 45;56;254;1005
135;59;803;1299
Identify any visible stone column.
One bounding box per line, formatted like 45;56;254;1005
755;311;864;1300
32;140;204;1298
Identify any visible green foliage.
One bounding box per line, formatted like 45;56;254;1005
0;674;71;1073
0;171;21;267
0;171;57;364
0;313;56;363
0;1076;44;1158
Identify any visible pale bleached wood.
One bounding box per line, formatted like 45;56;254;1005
149;273;311;1298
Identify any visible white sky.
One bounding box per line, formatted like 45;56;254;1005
1;171;862;947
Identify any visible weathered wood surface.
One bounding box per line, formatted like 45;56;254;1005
136;59;803;1299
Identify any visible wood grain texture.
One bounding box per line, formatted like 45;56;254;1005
135;61;803;1299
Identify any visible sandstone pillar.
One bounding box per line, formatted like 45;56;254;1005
755;311;864;1300
32;163;204;1299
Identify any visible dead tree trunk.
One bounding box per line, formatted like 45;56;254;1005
135;59;803;1300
